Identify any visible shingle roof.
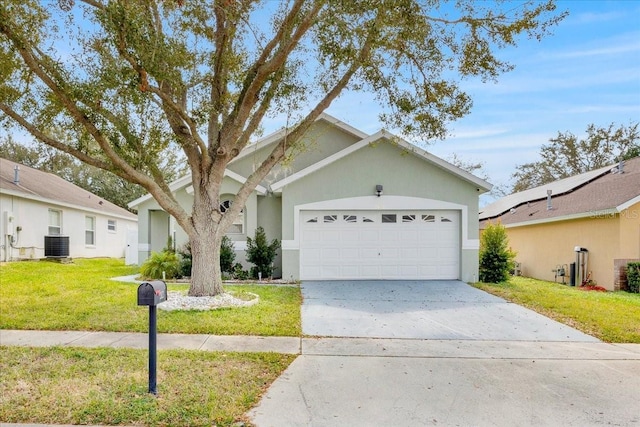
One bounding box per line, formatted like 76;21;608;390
480;156;640;226
0;158;137;220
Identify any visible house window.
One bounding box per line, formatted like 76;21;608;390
48;209;62;235
306;217;318;223
343;215;357;223
441;216;452;223
107;219;117;232
85;216;95;245
382;214;397;223
323;215;337;223
220;199;244;233
362;216;375;223
402;214;416;223
421;214;435;223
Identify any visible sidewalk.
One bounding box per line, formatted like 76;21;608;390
0;329;301;354
3;329;640;358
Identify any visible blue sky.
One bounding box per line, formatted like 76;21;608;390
313;0;640;202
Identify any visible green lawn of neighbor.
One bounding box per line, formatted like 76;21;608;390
474;276;640;343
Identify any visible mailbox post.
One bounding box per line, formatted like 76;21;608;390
137;280;167;395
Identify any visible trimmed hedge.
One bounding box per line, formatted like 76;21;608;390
627;262;640;293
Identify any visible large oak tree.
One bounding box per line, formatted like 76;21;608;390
0;0;565;296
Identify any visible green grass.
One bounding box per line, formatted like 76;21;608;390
0;258;301;336
473;276;640;343
0;346;295;427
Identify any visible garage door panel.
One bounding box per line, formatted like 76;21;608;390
300;210;460;280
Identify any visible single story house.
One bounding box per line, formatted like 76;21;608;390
479;156;640;291
0;157;138;263
129;114;491;282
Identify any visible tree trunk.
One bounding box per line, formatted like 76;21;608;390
188;230;225;296
188;197;225;297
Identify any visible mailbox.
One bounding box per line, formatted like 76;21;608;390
137;281;167;306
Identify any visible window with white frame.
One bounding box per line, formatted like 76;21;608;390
220;199;244;233
107;219;117;232
48;209;62;235
85;216;95;245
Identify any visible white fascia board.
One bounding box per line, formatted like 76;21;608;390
617;194;640;212
504;208;619;228
232;112;370;163
271;130;492;193
128;174;193;208
270;131;386;193
1;188;137;222
185;170;267;195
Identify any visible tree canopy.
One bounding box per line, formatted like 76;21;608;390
0;0;566;296
511;122;640;192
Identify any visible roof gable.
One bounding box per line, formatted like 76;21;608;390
127;169;266;209
270;130;492;193
0;158;136;220
231;112;369;164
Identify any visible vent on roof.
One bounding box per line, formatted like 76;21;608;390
546;190;553;210
13;165;19;185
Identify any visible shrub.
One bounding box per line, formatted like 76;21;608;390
246;226;280;279
232;262;250;280
140;251;181;280
177;243;192;278
627;262;640;293
479;222;516;283
220;235;236;273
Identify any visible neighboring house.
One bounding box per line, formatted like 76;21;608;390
129;114;491;282
479;157;640;291
0;158;138;263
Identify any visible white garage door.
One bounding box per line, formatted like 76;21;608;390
300;210;460;280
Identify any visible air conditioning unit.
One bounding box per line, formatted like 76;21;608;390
44;236;70;258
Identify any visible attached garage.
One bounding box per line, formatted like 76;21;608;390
300;209;460;280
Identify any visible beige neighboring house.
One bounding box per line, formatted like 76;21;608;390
480;156;640;291
0;158;138;263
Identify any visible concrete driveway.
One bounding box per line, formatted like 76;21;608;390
301;280;598;341
249;281;640;426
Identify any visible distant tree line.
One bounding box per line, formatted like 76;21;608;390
511;122;639;192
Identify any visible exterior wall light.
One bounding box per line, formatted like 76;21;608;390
375;184;383;197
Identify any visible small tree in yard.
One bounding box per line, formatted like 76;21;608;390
479;222;516;283
627;262;640;293
220;236;236;275
246;227;280;280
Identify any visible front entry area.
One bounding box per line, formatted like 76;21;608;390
299;210;460;280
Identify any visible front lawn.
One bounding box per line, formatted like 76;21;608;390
0;346;295;427
473;276;640;343
0;258;301;336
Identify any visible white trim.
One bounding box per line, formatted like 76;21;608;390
270;130;491;193
1;188;137;222
184;170;267;196
617;194;640;212
503;208;619;228
281;195;478;250
232;112;370;163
